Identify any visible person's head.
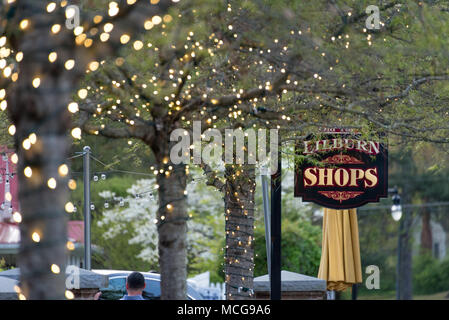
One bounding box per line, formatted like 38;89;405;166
126;272;146;295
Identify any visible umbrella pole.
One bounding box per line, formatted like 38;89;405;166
270;152;281;300
261;174;271;279
351;284;358;300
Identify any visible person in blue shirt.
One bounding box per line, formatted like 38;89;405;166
120;271;146;300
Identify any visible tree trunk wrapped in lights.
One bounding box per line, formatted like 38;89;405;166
153;137;189;299
0;0;176;299
6;1;77;300
155;166;188;299
223;164;256;300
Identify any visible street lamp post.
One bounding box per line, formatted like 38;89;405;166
388;187;402;300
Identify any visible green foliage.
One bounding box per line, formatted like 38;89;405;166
413;253;449;295
0;111;13;147
357;209;398;295
70;134;153;174
254;216;322;277
190;239;225;283
92;221;151;272
69;175;136;221
0;258;7;272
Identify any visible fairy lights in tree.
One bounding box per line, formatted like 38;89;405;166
1;0;449;300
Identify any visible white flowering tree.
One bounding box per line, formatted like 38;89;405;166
98;176;224;271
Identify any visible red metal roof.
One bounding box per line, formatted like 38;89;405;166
0;222;19;244
0;147;19;218
0;221;84;244
67;220;84;243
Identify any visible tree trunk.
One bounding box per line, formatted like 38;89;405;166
420;204;432;254
395;149;414;300
7;1;76;299
224;164;256;300
155;158;188;300
398;207;413;300
397;172;413;300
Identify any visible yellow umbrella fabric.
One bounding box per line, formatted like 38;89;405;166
318;208;362;291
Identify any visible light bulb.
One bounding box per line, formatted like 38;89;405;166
391;205;402;221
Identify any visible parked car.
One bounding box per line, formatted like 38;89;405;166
93;270;204;300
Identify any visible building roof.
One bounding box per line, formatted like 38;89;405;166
254;270;327;292
0;221;85;244
0;268;109;289
67;220;84;243
0;147;19;219
0;222;19;244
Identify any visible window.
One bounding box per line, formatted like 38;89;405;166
434;243;440;259
100;276;126;300
143;279;161;300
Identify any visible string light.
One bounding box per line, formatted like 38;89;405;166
71;127;82;139
65;290;75;300
64;59;75;70
24;167;32;178
31;232;41;242
66;241;75;251
59;164;69;176
46;2;56;13
19;19;29;30
51;24;61;34
51;264;60;274
78;89;88;99
47;178;57;189
11;153;18;164
48;52;58;63
65;202;75;213
8;124;15;135
12;212;22;223
68;179;77;190
68;102;79;113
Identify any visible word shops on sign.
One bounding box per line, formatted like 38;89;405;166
294;128;388;209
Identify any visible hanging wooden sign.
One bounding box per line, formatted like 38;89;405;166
294;128;388;209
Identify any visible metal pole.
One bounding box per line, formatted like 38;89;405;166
396;218;403;300
351;284;358;300
261;174;271;278
270;152;281;300
83;146;91;270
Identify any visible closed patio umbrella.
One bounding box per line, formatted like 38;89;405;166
318;208;362;291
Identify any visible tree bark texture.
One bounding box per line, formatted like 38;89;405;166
420;204;432;254
7;1;75;299
152;127;188;300
224;164;256;300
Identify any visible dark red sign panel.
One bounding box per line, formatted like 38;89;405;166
294;129;388;209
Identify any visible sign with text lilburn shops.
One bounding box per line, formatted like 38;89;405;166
294;128;388;209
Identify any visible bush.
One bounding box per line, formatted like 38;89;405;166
0;258;6;272
413;253;449;295
254;217;321;277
